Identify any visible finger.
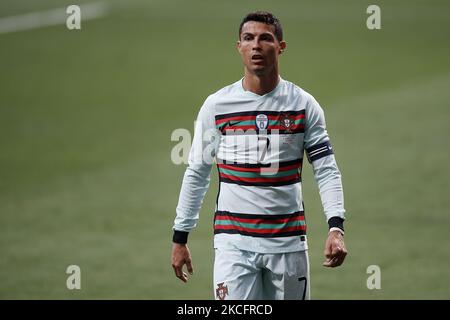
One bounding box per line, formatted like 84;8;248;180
322;253;335;267
332;243;346;259
172;265;187;282
186;260;194;275
334;249;347;266
331;243;343;257
323;245;334;265
330;255;343;267
324;249;347;267
171;264;178;276
172;264;181;278
330;256;340;267
324;244;332;259
322;258;333;267
178;271;187;283
323;256;339;267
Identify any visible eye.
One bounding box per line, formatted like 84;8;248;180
260;34;274;42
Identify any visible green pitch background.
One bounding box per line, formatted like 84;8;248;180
1;0;449;299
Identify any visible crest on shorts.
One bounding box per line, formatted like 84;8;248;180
216;282;228;300
255;114;269;130
280;113;295;131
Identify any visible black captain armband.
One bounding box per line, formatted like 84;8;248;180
306;141;334;163
173;230;189;244
328;217;344;232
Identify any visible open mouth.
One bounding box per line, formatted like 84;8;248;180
251;54;264;61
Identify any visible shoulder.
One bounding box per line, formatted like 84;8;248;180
200;79;242;111
207;79;242;101
281;79;325;123
197;80;241;118
282;78;318;106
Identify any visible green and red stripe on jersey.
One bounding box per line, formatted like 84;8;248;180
217;158;302;187
215;110;305;134
214;211;306;238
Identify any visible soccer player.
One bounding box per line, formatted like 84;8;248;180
171;11;347;300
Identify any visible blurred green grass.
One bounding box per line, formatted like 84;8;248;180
0;0;449;299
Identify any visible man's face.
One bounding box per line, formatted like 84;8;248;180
237;21;286;76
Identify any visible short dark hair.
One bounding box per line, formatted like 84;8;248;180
239;11;283;42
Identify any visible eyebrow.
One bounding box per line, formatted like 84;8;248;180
242;32;274;38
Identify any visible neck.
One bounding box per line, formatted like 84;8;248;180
242;68;280;96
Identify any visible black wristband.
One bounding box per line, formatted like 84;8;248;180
173;230;189;244
328;217;344;231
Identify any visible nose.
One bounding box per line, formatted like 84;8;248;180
251;38;262;50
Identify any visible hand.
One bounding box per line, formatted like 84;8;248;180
323;230;347;268
171;243;194;282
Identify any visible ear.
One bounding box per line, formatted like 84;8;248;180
236;40;241;53
279;41;287;54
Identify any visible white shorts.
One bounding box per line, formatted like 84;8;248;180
213;247;310;300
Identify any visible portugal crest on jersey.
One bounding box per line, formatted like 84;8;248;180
255;114;268;130
216;282;229;300
280;113;295;131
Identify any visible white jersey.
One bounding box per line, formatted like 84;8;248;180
174;77;345;253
